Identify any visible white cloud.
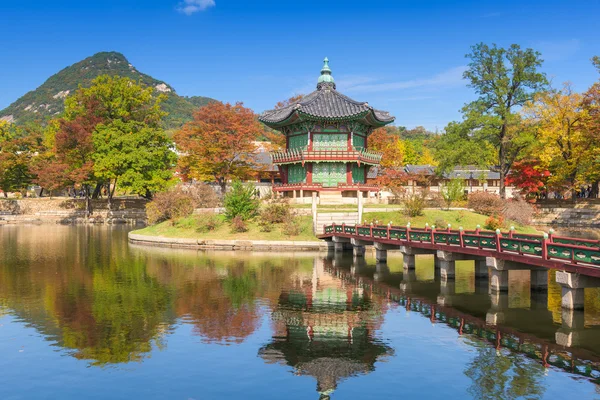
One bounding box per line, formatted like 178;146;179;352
344;66;468;93
177;0;215;15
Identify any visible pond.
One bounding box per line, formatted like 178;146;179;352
1;225;600;399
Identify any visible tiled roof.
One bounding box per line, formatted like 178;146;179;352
259;85;395;125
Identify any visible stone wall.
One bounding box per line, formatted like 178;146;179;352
533;201;600;228
0;198;148;225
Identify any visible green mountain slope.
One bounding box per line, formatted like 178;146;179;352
0;52;216;129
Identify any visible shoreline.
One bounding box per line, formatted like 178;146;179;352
128;232;331;251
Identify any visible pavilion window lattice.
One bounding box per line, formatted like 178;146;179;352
352;164;365;184
288;134;308;150
312;133;347;151
313;163;346;187
287;164;306;184
352;135;365;150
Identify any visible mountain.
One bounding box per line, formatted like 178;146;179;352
0;52;216;129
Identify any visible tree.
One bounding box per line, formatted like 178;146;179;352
581;56;600;196
434;120;496;173
440;177;465;210
505;159;550;198
523;83;590;196
174;101;262;193
463;43;547;198
45;75;174;207
261;95;305;150
92;120;175;200
0;123;42;197
369;128;406;168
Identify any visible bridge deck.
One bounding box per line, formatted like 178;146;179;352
318;224;600;277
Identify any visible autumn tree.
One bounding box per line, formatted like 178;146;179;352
505;159;550;198
41;76;175;207
0;122;43;197
174;101;262;193
369;127;406;168
523;83;590;196
462;43;547;198
581;56;600;196
260;95;305;150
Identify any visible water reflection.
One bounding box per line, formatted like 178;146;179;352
2;226;600;399
259;259;393;399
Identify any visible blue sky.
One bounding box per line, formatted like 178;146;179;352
1;0;599;131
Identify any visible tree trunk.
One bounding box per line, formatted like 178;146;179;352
85;185;93;217
39;188;44;198
593;181;600;198
107;179;117;211
92;182;103;199
218;179;227;197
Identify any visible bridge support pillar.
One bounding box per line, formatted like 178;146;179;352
399;269;417;291
351;256;367;275
351;238;371;258
556;271;600;310
490;269;509;293
332;236;351;253
530;270;548;292
374;242;399;264
439;260;455;280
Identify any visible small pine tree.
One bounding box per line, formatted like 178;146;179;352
223;181;259;221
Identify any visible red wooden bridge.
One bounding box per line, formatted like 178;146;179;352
318;223;600;277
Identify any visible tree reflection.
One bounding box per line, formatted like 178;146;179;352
464;341;546;400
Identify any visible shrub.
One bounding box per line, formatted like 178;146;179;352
503;197;535;225
258;219;274;232
224;181;260;221
260;201;291;224
468;192;504;216
434;218;448;229
196;212;221;233
282;215;302;236
484;215;505;231
183;183;220;208
146;190;195;225
440;178;465;210
456;210;466;223
403;192;426;217
230;215;248;233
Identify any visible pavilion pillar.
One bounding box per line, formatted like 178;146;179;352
347;131;352;151
346;164;352;184
306;163;313;184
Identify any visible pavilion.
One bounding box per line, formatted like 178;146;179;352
259;58;395;204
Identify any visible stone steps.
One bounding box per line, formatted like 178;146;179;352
315;211;359;234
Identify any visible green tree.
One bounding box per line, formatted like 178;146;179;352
434;120;496;172
223;181;260;221
462;43;547;198
57;75;174;204
440;177;465;210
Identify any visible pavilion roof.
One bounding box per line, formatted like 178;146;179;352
259;58;395;128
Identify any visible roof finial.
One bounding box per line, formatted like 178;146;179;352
317;57;336;89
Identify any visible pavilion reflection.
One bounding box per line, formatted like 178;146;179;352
259;258;393;399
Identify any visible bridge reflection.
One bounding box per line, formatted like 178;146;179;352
323;252;600;385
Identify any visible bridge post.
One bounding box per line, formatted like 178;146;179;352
489;269;509;293
486;257;532;293
350;238;370;258
436;251;456;280
373;242;399;264
555;271;600;310
437;280;455;307
332;236;351;253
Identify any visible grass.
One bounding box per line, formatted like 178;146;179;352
134;214;318;241
133;208;541;242
362;209;540;234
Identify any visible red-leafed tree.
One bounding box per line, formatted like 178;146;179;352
174;101;262;193
505;159;550;198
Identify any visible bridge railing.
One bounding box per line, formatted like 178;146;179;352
324;222;600;267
